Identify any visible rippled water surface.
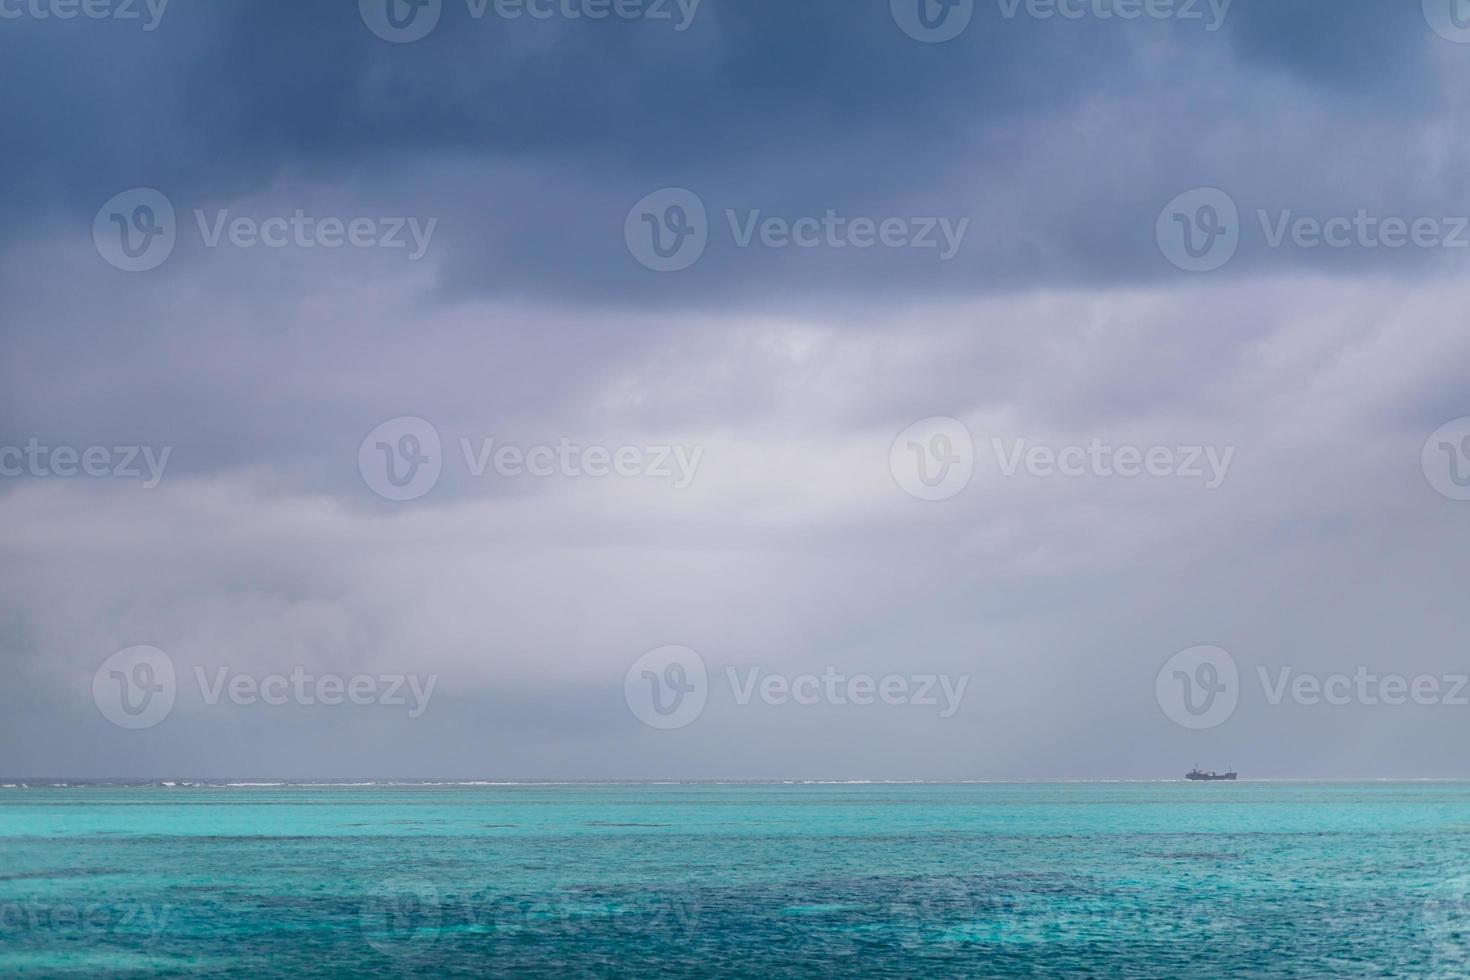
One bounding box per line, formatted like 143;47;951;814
3;781;1470;977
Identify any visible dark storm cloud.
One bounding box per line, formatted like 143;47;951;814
4;0;1462;306
3;0;1111;206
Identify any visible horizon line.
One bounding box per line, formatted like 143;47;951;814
9;776;1470;786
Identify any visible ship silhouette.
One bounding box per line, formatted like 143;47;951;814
1185;767;1237;781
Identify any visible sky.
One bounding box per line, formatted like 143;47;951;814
2;0;1469;780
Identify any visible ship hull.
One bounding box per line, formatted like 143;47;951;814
1185;773;1237;781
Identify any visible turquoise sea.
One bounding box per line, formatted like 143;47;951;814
2;781;1469;977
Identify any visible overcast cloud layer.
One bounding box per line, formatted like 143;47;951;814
2;0;1469;780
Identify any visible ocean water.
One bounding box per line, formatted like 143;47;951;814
2;781;1469;977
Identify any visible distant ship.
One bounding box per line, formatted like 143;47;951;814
1185;768;1237;781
